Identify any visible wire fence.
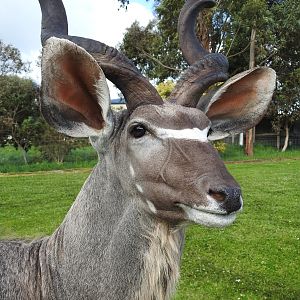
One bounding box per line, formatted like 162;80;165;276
225;133;300;149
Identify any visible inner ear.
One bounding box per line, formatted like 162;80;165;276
52;51;104;130
204;67;276;140
41;38;111;137
207;69;266;121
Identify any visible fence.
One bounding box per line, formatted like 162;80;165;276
225;133;300;149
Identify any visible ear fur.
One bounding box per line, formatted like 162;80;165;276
203;67;276;141
41;37;112;137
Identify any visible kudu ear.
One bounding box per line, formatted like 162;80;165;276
201;67;276;141
41;37;112;137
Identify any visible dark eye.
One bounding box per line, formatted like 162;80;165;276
130;124;147;138
208;127;213;136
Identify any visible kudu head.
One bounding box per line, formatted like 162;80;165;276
39;0;276;227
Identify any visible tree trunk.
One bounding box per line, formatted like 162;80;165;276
245;27;256;156
19;146;28;164
239;133;244;146
276;132;280;150
282;121;289;152
245;128;254;156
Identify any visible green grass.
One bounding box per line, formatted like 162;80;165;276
0;161;299;299
0;170;90;238
0;160;97;173
175;161;300;300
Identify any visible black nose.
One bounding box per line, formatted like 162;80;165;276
209;187;242;214
222;187;242;214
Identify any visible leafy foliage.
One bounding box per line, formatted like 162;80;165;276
37;125;87;163
119;0;278;78
156;80;175;99
0;40;30;75
212;141;227;153
119;20;182;81
0;76;41;159
119;0;184;81
266;0;300;149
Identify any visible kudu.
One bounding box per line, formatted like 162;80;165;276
0;0;276;299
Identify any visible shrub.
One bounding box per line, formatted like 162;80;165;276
213;141;227;153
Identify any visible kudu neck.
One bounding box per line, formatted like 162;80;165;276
50;156;184;299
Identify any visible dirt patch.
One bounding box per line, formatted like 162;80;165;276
0;168;92;177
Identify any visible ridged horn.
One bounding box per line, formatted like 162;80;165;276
38;0;163;112
168;0;229;108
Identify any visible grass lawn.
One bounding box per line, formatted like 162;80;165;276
0;160;299;299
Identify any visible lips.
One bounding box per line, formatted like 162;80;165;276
176;203;238;227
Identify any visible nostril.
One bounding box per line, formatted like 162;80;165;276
208;189;226;202
208;187;242;214
222;187;242;214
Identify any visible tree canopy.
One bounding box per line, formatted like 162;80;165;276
0;40;30;75
0;75;41;162
119;0;299;150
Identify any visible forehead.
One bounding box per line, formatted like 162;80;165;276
128;104;210;130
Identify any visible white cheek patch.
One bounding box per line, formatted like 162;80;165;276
129;164;135;177
136;184;143;193
146;200;157;214
156;127;209;142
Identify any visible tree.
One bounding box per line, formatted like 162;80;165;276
0;40;30;75
119;0;185;82
37;125;83;163
0;75;41;163
119;0;278;79
119;20;183;82
266;0;300;151
268;70;300;152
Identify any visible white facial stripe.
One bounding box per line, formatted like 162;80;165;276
156;127;209;142
146;200;157;214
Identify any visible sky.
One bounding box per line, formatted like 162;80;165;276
0;0;155;98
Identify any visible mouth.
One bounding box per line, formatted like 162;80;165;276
176;203;237;228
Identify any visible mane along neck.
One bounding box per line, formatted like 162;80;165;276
136;222;184;300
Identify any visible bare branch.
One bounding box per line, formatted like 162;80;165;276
227;42;250;59
259;50;278;66
225;24;240;57
139;48;182;72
